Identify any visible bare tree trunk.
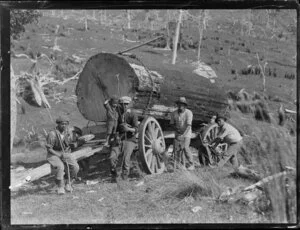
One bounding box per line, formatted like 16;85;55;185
256;53;267;92
103;10;106;24
197;26;203;62
172;10;183;65
127;10;131;29
165;10;171;50
144;11;149;25
150;21;154;30
196;10;208;62
99;10;102;24
85;10;88;31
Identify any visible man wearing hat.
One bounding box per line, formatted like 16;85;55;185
170;97;195;170
109;96;139;182
45;114;81;194
210;114;243;169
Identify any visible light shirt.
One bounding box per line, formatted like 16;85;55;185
218;122;242;144
170;108;193;138
59;133;65;140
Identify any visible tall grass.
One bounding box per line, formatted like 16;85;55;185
251;126;296;223
230;100;296;223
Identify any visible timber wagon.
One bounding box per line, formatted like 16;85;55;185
75;52;229;174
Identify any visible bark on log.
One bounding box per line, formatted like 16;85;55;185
10;145;104;191
243;169;296;192
76;53;228;127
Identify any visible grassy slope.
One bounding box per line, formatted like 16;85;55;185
11;10;296;224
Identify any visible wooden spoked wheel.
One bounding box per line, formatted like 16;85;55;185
200;124;228;165
138;116;166;174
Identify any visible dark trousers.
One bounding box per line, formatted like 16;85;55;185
109;140;137;176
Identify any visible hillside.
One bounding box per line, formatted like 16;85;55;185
10;9;297;225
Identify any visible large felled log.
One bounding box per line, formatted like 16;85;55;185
76;53;228;126
10;145;104;191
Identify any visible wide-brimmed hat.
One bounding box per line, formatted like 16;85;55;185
56;114;70;124
216;114;228;121
119;96;132;104
175;97;188;106
110;95;119;104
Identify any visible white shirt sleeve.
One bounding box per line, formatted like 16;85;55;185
186;109;193;126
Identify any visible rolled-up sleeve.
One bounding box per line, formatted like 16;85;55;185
187;110;193;126
45;131;56;150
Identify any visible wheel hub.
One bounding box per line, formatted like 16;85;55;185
152;139;165;155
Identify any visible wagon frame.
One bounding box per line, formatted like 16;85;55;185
134;114;228;174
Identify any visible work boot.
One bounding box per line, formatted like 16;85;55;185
111;169;118;183
65;179;74;192
57;187;65;195
56;179;65;195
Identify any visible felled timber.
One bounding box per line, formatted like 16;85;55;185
76;53;228;126
10;145;104;191
243;167;296;192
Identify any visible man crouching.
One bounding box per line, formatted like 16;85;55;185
45;115;81;194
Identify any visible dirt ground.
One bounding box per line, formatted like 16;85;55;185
11;147;268;224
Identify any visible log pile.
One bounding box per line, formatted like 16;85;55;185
76;53;228;127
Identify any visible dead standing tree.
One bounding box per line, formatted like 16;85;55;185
172;10;183;65
85;10;88;31
164;10;171;50
195;10;209;62
256;53;268;93
127;10;131;29
163;10;179;51
240;10;254;37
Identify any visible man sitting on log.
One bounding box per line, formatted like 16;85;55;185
171;97;195;170
109;96;139;182
45;115;82;194
209;114;243;169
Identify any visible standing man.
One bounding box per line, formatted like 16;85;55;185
103;95;119;147
109;96;139;182
170;97;195;170
210;114;243;169
45;115;80;194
